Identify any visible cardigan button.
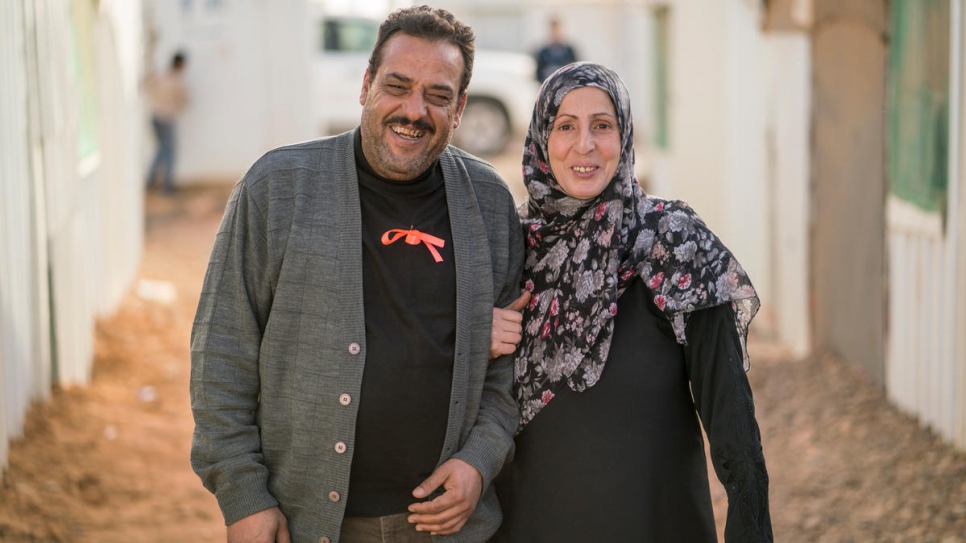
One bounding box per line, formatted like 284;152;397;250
320;537;331;543
348;342;361;355
329;490;341;502
339;393;352;406
334;441;347;454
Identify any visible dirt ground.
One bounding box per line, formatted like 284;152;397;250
2;175;966;542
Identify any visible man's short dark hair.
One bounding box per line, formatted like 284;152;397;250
367;5;475;96
172;51;187;70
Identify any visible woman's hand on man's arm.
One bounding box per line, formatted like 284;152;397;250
489;291;531;359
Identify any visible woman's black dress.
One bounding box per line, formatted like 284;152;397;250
499;278;771;542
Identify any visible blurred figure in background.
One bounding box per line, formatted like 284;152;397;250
145;51;189;194
533;17;577;83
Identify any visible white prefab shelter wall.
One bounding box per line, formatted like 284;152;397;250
887;201;955;431
0;0;146;469
1;0;39;468
648;0;785;338
887;1;966;450
763;33;811;358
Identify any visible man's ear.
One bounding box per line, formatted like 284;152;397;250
359;69;372;106
453;92;468;129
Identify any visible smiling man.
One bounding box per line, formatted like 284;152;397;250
189;6;524;543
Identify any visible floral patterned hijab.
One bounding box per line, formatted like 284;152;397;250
514;62;760;428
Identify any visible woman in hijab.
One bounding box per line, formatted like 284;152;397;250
494;62;773;542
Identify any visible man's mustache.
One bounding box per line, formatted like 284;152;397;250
385;116;434;134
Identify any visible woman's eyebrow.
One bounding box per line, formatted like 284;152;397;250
555;112;617;119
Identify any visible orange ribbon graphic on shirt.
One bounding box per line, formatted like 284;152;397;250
381;228;446;263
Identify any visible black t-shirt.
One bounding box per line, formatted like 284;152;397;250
345;133;457;517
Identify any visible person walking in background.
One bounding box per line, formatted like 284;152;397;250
190;6;524;543
146;51;188;194
491;62;773;542
533;18;577;83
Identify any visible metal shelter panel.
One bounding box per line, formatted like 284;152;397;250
886;0;963;449
0;0;146;468
811;0;888;385
1;0;36;467
887;0;950;214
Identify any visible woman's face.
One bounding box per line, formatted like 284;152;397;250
547;86;621;200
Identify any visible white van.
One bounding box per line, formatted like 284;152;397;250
313;15;538;156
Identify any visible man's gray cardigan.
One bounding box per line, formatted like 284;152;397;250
190;129;524;543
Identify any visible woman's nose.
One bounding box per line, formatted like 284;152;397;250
575;127;596;153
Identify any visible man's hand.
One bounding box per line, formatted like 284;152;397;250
490;291;530;359
407;458;484;535
227;507;291;543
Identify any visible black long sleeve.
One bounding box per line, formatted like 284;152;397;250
684;304;773;542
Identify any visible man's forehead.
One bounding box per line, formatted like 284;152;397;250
377;34;463;78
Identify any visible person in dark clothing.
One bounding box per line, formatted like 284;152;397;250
490;62;773;542
190;7;525;543
534;18;577;82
